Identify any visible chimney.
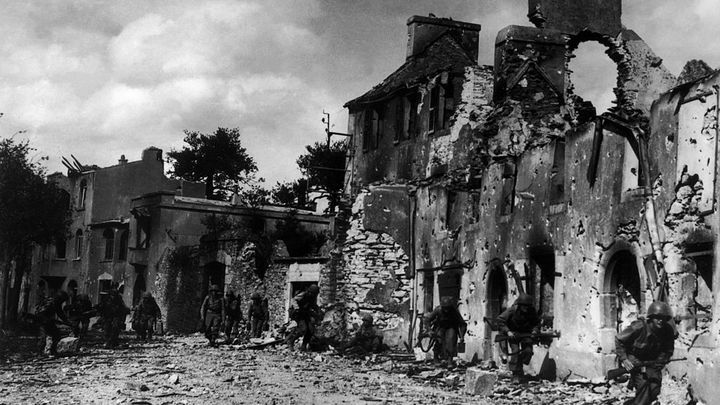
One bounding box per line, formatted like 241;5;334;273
406;15;481;62
118;154;128;165
141;147;163;162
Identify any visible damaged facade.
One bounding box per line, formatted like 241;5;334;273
31;149;333;337
339;2;720;402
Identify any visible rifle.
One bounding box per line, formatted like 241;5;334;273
606;358;686;381
494;331;561;343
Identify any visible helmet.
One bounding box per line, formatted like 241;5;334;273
440;296;455;307
362;314;373;324
251;292;262;300
142;292;153;299
307;284;320;295
516;293;533;306
56;290;69;302
647;301;673;319
209;284;221;292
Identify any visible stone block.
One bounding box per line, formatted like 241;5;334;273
464;367;497;396
57;337;80;354
526;346;556;380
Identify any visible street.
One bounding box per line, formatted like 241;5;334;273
0;331;691;405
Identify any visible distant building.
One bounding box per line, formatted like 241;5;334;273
30;147;205;308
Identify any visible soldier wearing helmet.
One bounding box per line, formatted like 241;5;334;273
200;284;225;347
343;313;385;355
423;296;467;363
223;291;242;343
285;284;321;351
616;301;676;405
496;293;541;383
132;291;161;342
247;291;266;339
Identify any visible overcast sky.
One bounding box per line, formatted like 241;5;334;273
1;0;719;185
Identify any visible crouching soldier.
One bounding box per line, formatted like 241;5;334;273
96;288;130;348
34;290;71;356
200;284;225;347
497;293;541;383
285;284;320;351
424;296;467;363
132;292;161;342
615;301;677;405
343;314;384;355
248;292;266;339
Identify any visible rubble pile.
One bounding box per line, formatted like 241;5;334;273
0;333;692;404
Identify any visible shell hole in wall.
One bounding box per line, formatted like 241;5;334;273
568;41;618;116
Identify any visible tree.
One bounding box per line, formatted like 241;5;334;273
296;140;348;212
0;137;70;328
167;127;258;200
270;179;309;209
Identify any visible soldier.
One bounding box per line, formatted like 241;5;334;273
496;293;541;383
132;292;161;342
224;291;242;343
248;292;266;339
424;296;467;363
616;301;677;405
343;313;384;355
285;284;320;351
261;297;270;333
200;284;225;347
96;288;130;348
67;292;93;339
34;290;70;356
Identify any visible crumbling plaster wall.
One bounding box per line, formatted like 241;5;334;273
649;73;720;403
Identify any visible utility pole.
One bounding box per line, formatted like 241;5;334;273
321;110;352;147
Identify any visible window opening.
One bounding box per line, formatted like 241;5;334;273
499;161;517;215
55;238;66;259
406;93;419;139
423;271;435;313
103;228;115;261
550;139;566;204
78;179;87;209
75;229;83;259
686;244;714;332
118;230;129;261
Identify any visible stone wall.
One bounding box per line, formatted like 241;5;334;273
337;193;412;346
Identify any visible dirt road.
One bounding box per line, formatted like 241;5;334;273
0;332;690;404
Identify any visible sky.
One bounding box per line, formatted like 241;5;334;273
1;0;719;186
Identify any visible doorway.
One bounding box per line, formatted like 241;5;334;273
604;250;641;332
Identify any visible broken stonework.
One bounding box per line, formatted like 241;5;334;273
56;337;80;354
464;367;497;396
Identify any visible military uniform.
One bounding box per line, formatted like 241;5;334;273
66;292;92;339
345;314;384;354
616;301;676;405
96;289;130;347
424;296;467;361
34;291;69;355
496;293;540;381
248;292;266;339
224;291;242;343
200;285;225;346
286;285;320;351
132;292;161;341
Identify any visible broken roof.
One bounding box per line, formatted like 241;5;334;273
344;33;478;109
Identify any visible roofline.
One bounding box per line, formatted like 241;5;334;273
406;16;481;32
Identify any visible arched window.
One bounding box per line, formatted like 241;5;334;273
78;179;88;209
103;228;115;260
75;229;83;259
118;230;128;261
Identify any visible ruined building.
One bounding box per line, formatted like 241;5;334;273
339;2;720;401
31;148;332;335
